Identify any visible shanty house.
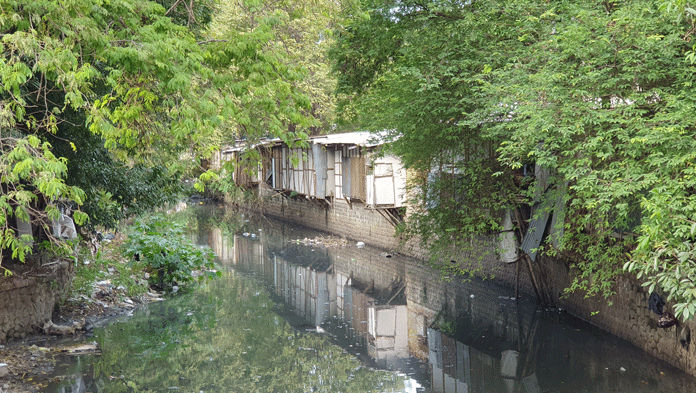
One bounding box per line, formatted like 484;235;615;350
218;132;407;209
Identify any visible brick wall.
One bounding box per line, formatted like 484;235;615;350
259;186;404;253
0;260;73;342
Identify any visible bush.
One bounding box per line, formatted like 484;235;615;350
124;215;220;290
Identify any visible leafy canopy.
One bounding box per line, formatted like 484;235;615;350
331;0;696;319
1;0;327;270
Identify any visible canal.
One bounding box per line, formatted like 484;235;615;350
43;204;696;392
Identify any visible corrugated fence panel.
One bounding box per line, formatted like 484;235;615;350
314;144;327;198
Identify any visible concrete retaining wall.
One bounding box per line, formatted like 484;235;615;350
258;186;406;254
256;186;696;377
0;260;73;343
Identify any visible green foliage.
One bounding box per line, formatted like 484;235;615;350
70;241;148;299
45;115;185;231
0;0;320;173
1;0;326;269
200;0;350;194
483;0;696;313
125;214;220;289
0;135;87;271
202;0;339;144
330;0;529;263
154;0;217;34
331;0;696;319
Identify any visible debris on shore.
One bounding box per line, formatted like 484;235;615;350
0;285;165;393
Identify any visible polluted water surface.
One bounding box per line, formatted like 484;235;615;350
37;205;696;392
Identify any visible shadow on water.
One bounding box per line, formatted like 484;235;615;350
42;204;696;392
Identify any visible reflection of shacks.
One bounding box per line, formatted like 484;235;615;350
426;326;542;393
267;253;333;327
429;327;503;393
343;284;409;369
367;303;409;368
232;233;265;269
230;228;411;369
217;132;407;209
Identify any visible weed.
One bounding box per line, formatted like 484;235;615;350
124;214;221;290
70;237;148;299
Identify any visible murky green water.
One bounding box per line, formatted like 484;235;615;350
42;205;696;392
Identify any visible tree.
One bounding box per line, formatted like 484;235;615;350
44;121;185;231
211;0;345;137
196;0;354;195
0;134;87;273
482;0;696;317
0;0;319;271
330;0;532;263
331;0;696;319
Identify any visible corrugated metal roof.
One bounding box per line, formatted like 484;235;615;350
221;138;280;154
221;131;395;154
311;131;394;147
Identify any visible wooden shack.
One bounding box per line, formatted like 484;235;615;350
309;132;407;208
218;132;407;209
219;139;276;188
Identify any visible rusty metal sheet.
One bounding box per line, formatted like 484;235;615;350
350;156;366;200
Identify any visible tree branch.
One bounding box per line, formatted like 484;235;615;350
165;0;185;16
197;39;227;45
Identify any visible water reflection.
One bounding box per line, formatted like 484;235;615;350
41;205;696;392
44;272;410;392
213;206;696;393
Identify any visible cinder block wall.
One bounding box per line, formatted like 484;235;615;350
259;186;404;253
257;186;696;377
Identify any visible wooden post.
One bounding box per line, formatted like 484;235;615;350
515;256;521;299
524;254;544;304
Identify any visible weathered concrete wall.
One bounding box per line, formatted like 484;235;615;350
543;260;696;376
0;260;73;343
258;185;405;254
257;186;696;377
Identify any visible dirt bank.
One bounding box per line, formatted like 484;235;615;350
0;286;165;393
0;231;165;393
